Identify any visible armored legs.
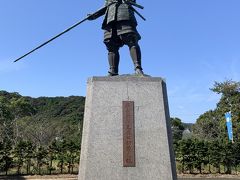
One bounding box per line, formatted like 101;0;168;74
108;50;119;76
129;44;143;75
104;33;143;76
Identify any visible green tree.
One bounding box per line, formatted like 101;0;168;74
65;141;80;174
47;143;57;175
10;98;36;145
0;97;14;143
211;80;240;141
35;146;48;175
0;140;13;175
10;97;36;118
176;138;209;174
193;110;220;141
51;139;66;174
177;138;195;173
0;97;14;175
194;139;208;174
222;142;234;174
14;141;25;174
194;80;240;142
208;140;224;173
13;140;35;175
232;141;240;172
24;141;35;175
171;117;185;144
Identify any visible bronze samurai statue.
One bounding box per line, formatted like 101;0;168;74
89;0;144;76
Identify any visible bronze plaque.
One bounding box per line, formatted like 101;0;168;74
122;101;135;167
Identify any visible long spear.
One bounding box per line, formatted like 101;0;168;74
13;18;88;63
13;6;108;63
13;1;145;63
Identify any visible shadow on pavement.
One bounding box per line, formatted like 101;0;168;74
0;176;26;180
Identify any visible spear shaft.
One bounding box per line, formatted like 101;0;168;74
13;18;88;63
13;1;144;63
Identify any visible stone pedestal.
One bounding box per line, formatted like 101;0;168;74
78;76;177;180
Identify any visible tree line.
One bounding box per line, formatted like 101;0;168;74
0;80;239;176
175;138;240;174
0;139;80;175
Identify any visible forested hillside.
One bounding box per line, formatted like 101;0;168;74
0;91;85;146
0;91;85;175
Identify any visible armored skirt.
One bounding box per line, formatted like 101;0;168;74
103;21;141;41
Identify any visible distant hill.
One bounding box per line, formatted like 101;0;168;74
0;90;194;147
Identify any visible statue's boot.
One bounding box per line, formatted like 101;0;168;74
108;51;119;76
130;45;144;75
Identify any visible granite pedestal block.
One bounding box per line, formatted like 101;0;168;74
78;76;177;180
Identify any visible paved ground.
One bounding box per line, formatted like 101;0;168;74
179;178;240;180
178;174;240;180
1;174;240;180
0;175;77;180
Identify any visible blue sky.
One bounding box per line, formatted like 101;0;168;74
0;0;240;123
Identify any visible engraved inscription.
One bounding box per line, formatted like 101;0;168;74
122;101;135;167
